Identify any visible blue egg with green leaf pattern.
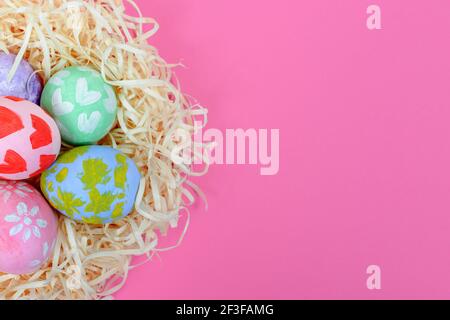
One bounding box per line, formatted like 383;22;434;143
40;145;141;224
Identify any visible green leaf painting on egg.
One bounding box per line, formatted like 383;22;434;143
111;202;125;220
40;145;141;224
51;188;85;219
40;169;55;197
56;168;69;183
81;216;105;225
80;158;111;190
114;153;128;190
57;146;89;164
47;181;54;193
85;188;116;214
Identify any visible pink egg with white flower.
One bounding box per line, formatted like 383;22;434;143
0;181;58;274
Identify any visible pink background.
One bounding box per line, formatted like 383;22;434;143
116;0;450;299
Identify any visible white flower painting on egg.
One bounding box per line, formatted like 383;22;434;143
0;180;58;275
4;202;48;243
29;239;56;268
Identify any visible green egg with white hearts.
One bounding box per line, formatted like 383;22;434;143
41;66;118;145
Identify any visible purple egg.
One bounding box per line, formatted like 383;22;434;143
0;54;43;104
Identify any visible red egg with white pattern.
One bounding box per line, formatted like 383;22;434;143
0;96;61;180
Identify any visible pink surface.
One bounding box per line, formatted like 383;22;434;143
116;0;450;299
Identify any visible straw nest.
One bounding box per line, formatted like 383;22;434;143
0;0;208;299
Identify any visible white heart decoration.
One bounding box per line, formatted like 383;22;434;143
43;242;49;256
49;70;70;86
76;78;101;106
103;85;117;113
9;224;23;236
78;111;101;134
52;88;74;116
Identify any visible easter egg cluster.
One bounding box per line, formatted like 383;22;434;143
0;54;141;275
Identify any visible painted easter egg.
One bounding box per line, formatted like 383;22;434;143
41;145;140;224
40;66;118;145
0;96;61;180
0;54;43;104
0;181;58;275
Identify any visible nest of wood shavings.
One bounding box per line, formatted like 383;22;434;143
0;0;208;300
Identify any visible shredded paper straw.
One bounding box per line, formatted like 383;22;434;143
0;0;208;300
